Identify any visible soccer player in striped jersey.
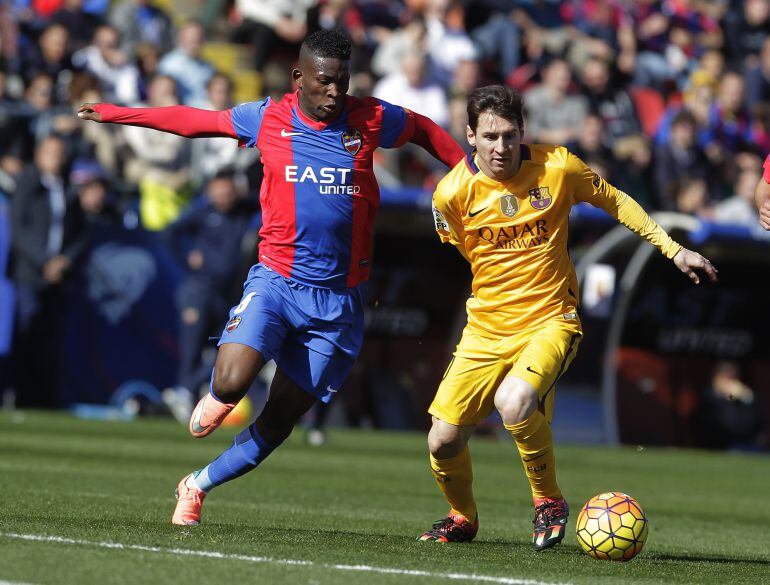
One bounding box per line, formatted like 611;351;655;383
419;85;717;550
79;29;464;526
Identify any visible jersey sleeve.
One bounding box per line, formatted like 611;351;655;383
377;99;415;149
229;98;271;148
566;151;682;259
432;184;465;248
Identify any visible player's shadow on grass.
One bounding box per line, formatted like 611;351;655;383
647;552;770;567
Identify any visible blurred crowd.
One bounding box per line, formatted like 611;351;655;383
1;0;769;406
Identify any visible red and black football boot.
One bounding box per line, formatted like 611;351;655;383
418;510;479;543
532;497;569;551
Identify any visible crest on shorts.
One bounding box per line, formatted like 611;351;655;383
499;193;519;218
225;316;242;333
529;186;552;210
342;129;363;155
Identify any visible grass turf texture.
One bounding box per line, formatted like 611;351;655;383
1;411;769;585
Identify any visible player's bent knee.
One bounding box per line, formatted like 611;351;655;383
212;366;251;403
428;421;465;459
495;381;538;426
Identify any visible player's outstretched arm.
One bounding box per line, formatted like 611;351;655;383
77;103;238;139
409;112;465;168
672;248;718;285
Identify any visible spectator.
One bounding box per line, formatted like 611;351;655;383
612;135;654;209
523;58;588;144
373;50;449;127
699;71;758;165
70;158;123;227
72;25;140;105
24;73;77;144
745;37;770;111
469;2;520;80
134;41;161;102
164;171;254;418
371;17;428;79
9;135;86;407
234;0;315;72
713;164;762;226
654;110;711;210
424;0;478;86
654;70;717;146
448;58;481;100
674;177;710;215
121;75;192;231
21;23;72;93
695;361;764;450
189;72;260;189
566;113;613;173
51;0;103;52
723;0;770;68
108;0;174;59
580;57;641;147
157;20;214;106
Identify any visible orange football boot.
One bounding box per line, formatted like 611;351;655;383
172;474;206;526
188;393;237;438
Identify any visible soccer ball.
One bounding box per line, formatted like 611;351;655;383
575;492;648;561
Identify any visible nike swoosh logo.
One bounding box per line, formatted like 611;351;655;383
468;206;487;217
523;449;550;462
526;366;543;376
190;401;209;433
281;129;302;137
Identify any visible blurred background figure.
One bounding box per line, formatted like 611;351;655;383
157;20;214;106
71;25;140;105
120;75;191;231
162;171;253;423
234;0;314;72
695;361;764;450
9;135;86;407
373;49;448;127
524;58;587;144
108;0;173;59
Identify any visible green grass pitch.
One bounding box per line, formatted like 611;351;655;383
1;410;769;584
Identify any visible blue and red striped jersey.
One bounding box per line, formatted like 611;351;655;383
229;92;415;289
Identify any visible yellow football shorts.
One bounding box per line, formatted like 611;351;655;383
429;318;582;426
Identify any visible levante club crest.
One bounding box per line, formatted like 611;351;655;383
342;129;363;155
529;186;552;210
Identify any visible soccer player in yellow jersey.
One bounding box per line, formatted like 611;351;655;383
418;85;718;550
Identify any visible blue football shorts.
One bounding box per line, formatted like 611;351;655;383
218;264;364;403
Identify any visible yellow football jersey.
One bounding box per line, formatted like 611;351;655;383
432;145;682;336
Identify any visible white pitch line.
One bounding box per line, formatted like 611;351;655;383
0;532;572;585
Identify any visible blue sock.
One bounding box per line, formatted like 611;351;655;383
195;423;279;491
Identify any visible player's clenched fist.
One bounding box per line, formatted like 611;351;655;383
77;103;103;122
673;248;718;285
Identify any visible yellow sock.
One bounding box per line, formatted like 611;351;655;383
505;410;562;501
429;447;477;521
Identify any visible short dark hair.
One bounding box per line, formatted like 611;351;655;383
467;85;524;132
301;29;352;61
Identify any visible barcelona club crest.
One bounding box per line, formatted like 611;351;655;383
342;129;363;155
499;193;519;218
529;186;552;210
